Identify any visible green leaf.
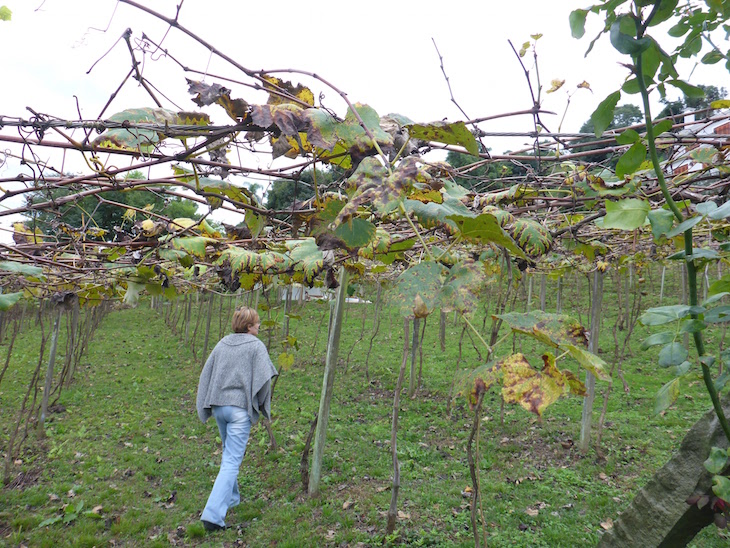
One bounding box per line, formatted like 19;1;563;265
703;292;729;306
616;129;641;145
123;281;144;307
713;475;730;502
648;0;679;27
658;342;689;367
655;377;680;414
666;215;703;238
668;21;690;37
640;331;675;350
701;50;725;65
711;100;730;109
591;91;621;137
667;80;705;98
615;142;647;178
648;209;675;239
640;304;698;326
696;202;718;216
333;218;376;249
0;292;23;311
0;261;44;278
569;9;588;38
406;121;479;156
679;319;706;333
0;6;11;21
277;352;295;371
653;119;674;135
447;213;525;258
704;306;730;323
610;17;652;56
603;198;650;230
709;201;730;220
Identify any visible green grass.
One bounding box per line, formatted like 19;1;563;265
2;265;730;546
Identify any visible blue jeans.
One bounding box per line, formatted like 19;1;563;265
201;405;251;527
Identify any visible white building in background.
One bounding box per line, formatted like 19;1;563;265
669;109;730;178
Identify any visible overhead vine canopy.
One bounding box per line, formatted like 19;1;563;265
0;0;729;315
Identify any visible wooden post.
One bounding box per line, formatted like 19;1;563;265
580;269;603;453
308;267;348;496
556;276;563;314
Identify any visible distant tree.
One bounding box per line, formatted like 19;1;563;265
657;84;727;119
24;170;199;237
264;167;342;211
446;151;515;192
579;104;644;135
573;104;644;166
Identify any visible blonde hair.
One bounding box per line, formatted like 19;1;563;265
232;307;259;334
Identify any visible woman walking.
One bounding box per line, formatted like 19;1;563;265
196;306;278;531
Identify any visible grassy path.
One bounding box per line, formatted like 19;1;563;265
2;296;729;546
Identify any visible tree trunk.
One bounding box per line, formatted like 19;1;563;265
308;267;348;496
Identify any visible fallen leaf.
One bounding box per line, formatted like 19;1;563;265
91;505;103;514
601;517;614;530
397;510;411;519
343;499;355;510
325;530;336;540
599;473;608;480
525;507;539;517
48;493;60;502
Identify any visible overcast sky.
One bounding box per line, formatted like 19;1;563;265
0;0;726;239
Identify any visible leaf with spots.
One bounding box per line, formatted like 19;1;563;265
447;213;526;258
94;108;179;152
406;121;479;156
171;236;216;258
457;362;500;409
262;76;315;106
334;218;376;250
285;238;324;286
391;261;447;319
509;218;552;259
335;157;418;225
358;228;391;259
439;260;487;315
495;310;609;380
187;79;249;121
404;197;471;231
500;353;586;416
336;103;394;158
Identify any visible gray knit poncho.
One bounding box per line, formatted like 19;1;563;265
196;333;278;425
